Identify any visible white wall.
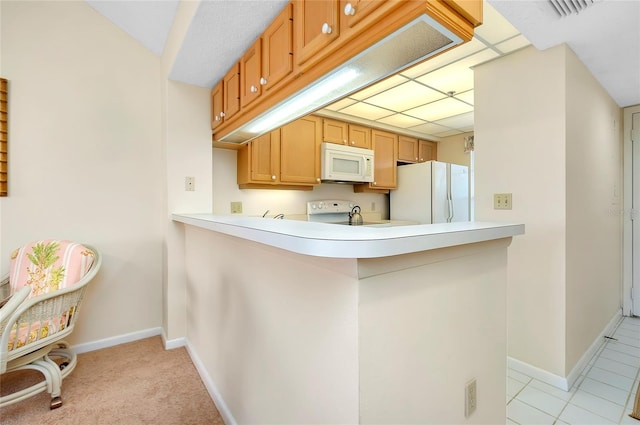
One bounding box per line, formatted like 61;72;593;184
475;45;622;379
0;1;164;344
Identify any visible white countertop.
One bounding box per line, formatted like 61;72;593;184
173;213;524;259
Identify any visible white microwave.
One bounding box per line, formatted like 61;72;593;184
321;142;374;183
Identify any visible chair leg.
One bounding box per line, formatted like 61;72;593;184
50;396;63;409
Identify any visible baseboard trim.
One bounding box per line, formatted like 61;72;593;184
161;331;187;350
508;309;623;391
72;327;163;354
185;340;237;425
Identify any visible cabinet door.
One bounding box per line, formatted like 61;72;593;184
262;3;293;91
223;63;241;121
251;131;281;183
348;124;371;148
418;140;438;162
241;38;262;108
323;118;348;144
340;0;385;29
371;130;397;189
397;136;418;162
280;116;321;185
211;82;223;131
295;0;340;67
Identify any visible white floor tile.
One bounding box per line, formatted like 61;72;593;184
600;348;640;367
579;377;630;406
606;341;640;358
509;368;533;384
529;379;575;401
615;328;640;341
586;366;636;392
593;357;639;379
507;399;556;425
515;385;567;417
570;390;625;422
508;376;528;399
613;335;640;349
559;403;617;425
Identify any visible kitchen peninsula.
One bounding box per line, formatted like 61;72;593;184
173;214;523;424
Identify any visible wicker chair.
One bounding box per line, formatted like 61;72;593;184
0;240;101;409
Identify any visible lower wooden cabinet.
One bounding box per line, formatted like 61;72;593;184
237;116;321;189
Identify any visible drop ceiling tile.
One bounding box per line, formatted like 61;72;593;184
324;97;358;111
376;114;426;128
365;81;444;111
339;102;394;120
416;67;474;94
455;48;500;69
400;38;486;78
409;122;450;135
349;75;409;100
435;129;463;137
455;90;474;105
432;111;474;129
474;2;520;44
495;35;531;54
405;98;473;122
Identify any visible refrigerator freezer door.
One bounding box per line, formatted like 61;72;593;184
449;163;470;222
431;161;449;223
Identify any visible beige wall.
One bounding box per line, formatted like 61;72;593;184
0;1;164;343
475;45;622;378
437;131;473;167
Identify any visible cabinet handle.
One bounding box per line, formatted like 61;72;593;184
316;178;321;183
260;77;267;85
415;157;418;161
250;85;258;93
373;181;377;186
215;115;220;121
351;140;356;145
344;3;356;16
220;111;226;118
420;158;424;162
271;175;276;180
321;22;333;34
343;139;348;145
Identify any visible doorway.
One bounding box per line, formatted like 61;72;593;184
624;105;640;316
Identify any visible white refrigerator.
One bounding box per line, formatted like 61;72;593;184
390;161;470;224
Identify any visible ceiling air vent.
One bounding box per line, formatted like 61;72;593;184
549;0;600;17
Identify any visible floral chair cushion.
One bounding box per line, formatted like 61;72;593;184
7;240;95;350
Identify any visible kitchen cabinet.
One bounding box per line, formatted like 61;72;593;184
223;63;241;122
355;129;397;192
398;136;437;163
294;0;340;68
280;115;322;185
237;116;320;189
241;39;262;108
339;0;403;33
444;0;483;26
211;82;223;131
262;3;294;92
322;118;371;148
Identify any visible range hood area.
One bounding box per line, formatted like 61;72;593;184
218;14;463;144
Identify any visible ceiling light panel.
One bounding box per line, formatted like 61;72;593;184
415;66;473;94
432;111;474;128
349;75;409;100
339;102;394;120
455;90;474;105
474;3;521;44
405;97;473;122
494;35;531;54
409;122;451;134
435;129;464;137
323;97;358;111
376;113;426;127
364;81;445;111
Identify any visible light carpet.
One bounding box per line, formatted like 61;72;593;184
0;336;224;424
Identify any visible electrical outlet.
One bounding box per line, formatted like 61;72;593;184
465;378;477;417
185;176;195;191
230;201;242;214
493;193;512;210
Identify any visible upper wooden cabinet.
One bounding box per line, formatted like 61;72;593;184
398;136;438;163
280;115;322;185
223;63;241;122
241;39;262;108
340;0;384;29
322;118;371;148
444;0;482;26
262;3;294;91
211;82;223;131
355;129;397;192
294;0;340;67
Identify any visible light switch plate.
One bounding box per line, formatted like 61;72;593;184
230;201;243;214
494;193;512;210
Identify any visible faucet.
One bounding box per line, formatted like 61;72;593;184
274;213;285;219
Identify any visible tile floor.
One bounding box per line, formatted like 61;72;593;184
507;316;640;425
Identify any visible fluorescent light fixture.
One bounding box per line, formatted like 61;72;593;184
218;13;463;144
